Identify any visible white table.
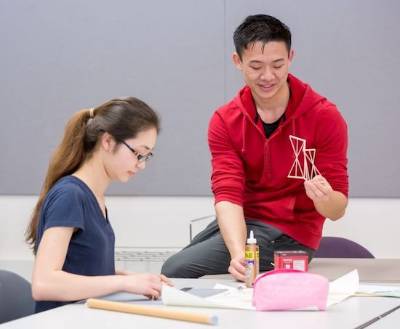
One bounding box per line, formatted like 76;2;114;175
2;279;400;329
2;259;400;329
367;304;400;328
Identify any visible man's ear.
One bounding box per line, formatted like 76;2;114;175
288;48;295;66
232;52;243;70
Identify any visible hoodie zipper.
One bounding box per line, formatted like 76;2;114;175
241;105;296;181
263;117;296;181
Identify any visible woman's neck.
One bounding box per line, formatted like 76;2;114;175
72;155;110;201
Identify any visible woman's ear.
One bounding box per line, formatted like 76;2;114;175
100;132;116;153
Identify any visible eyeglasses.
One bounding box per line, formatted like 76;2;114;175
119;140;153;163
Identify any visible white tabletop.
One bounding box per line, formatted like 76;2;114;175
367;305;400;328
1;277;400;329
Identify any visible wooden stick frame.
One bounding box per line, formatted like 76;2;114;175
288;135;320;181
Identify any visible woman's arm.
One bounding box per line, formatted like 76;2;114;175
32;227;164;301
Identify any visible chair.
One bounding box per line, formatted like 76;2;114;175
0;270;35;324
189;215;215;242
314;237;374;258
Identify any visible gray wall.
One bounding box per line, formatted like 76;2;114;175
1;0;399;197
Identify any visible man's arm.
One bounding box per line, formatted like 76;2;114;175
309;104;348;220
304;175;348;220
215;201;247;281
208;112;248;280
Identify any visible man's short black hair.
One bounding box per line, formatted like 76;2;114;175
233;14;291;60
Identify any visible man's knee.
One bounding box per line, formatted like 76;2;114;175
161;253;200;278
161;254;181;277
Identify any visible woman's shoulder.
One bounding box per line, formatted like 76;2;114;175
44;176;88;206
38;176;90;234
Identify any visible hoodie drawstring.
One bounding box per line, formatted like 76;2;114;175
291;118;296;136
241;118;246;153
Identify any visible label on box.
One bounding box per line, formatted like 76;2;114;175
274;250;309;272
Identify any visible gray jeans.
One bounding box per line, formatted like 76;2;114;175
161;219;315;278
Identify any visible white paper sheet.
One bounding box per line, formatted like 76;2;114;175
356;284;400;298
162;284;254;310
326;269;359;307
162;270;360;311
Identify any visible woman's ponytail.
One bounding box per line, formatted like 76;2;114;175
26;109;93;249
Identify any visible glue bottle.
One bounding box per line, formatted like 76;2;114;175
245;230;259;287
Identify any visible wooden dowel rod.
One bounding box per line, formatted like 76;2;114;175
86;298;218;325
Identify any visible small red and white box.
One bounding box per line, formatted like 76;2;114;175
274;250;309;272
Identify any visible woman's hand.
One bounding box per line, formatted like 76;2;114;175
122;273;173;299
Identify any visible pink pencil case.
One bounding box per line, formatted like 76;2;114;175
253;269;329;311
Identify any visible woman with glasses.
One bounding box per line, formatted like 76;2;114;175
26;97;171;313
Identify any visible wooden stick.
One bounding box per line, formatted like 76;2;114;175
86;298;218;325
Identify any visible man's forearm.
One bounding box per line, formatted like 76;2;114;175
314;190;348;221
215;201;247;258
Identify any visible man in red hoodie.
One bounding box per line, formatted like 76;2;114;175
162;14;348;281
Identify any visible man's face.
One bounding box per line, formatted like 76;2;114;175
233;41;293;103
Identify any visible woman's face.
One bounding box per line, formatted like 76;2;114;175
103;127;158;183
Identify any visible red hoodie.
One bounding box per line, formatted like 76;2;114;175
208;74;348;249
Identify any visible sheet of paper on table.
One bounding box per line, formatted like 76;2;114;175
356;284;400;298
162;270;360;311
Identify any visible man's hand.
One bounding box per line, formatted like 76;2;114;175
304;175;347;220
304;175;333;202
229;255;246;282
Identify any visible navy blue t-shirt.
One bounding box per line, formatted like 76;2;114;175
34;175;115;313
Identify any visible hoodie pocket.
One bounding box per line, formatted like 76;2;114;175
269;195;296;221
242;148;266;183
245;195;296;222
